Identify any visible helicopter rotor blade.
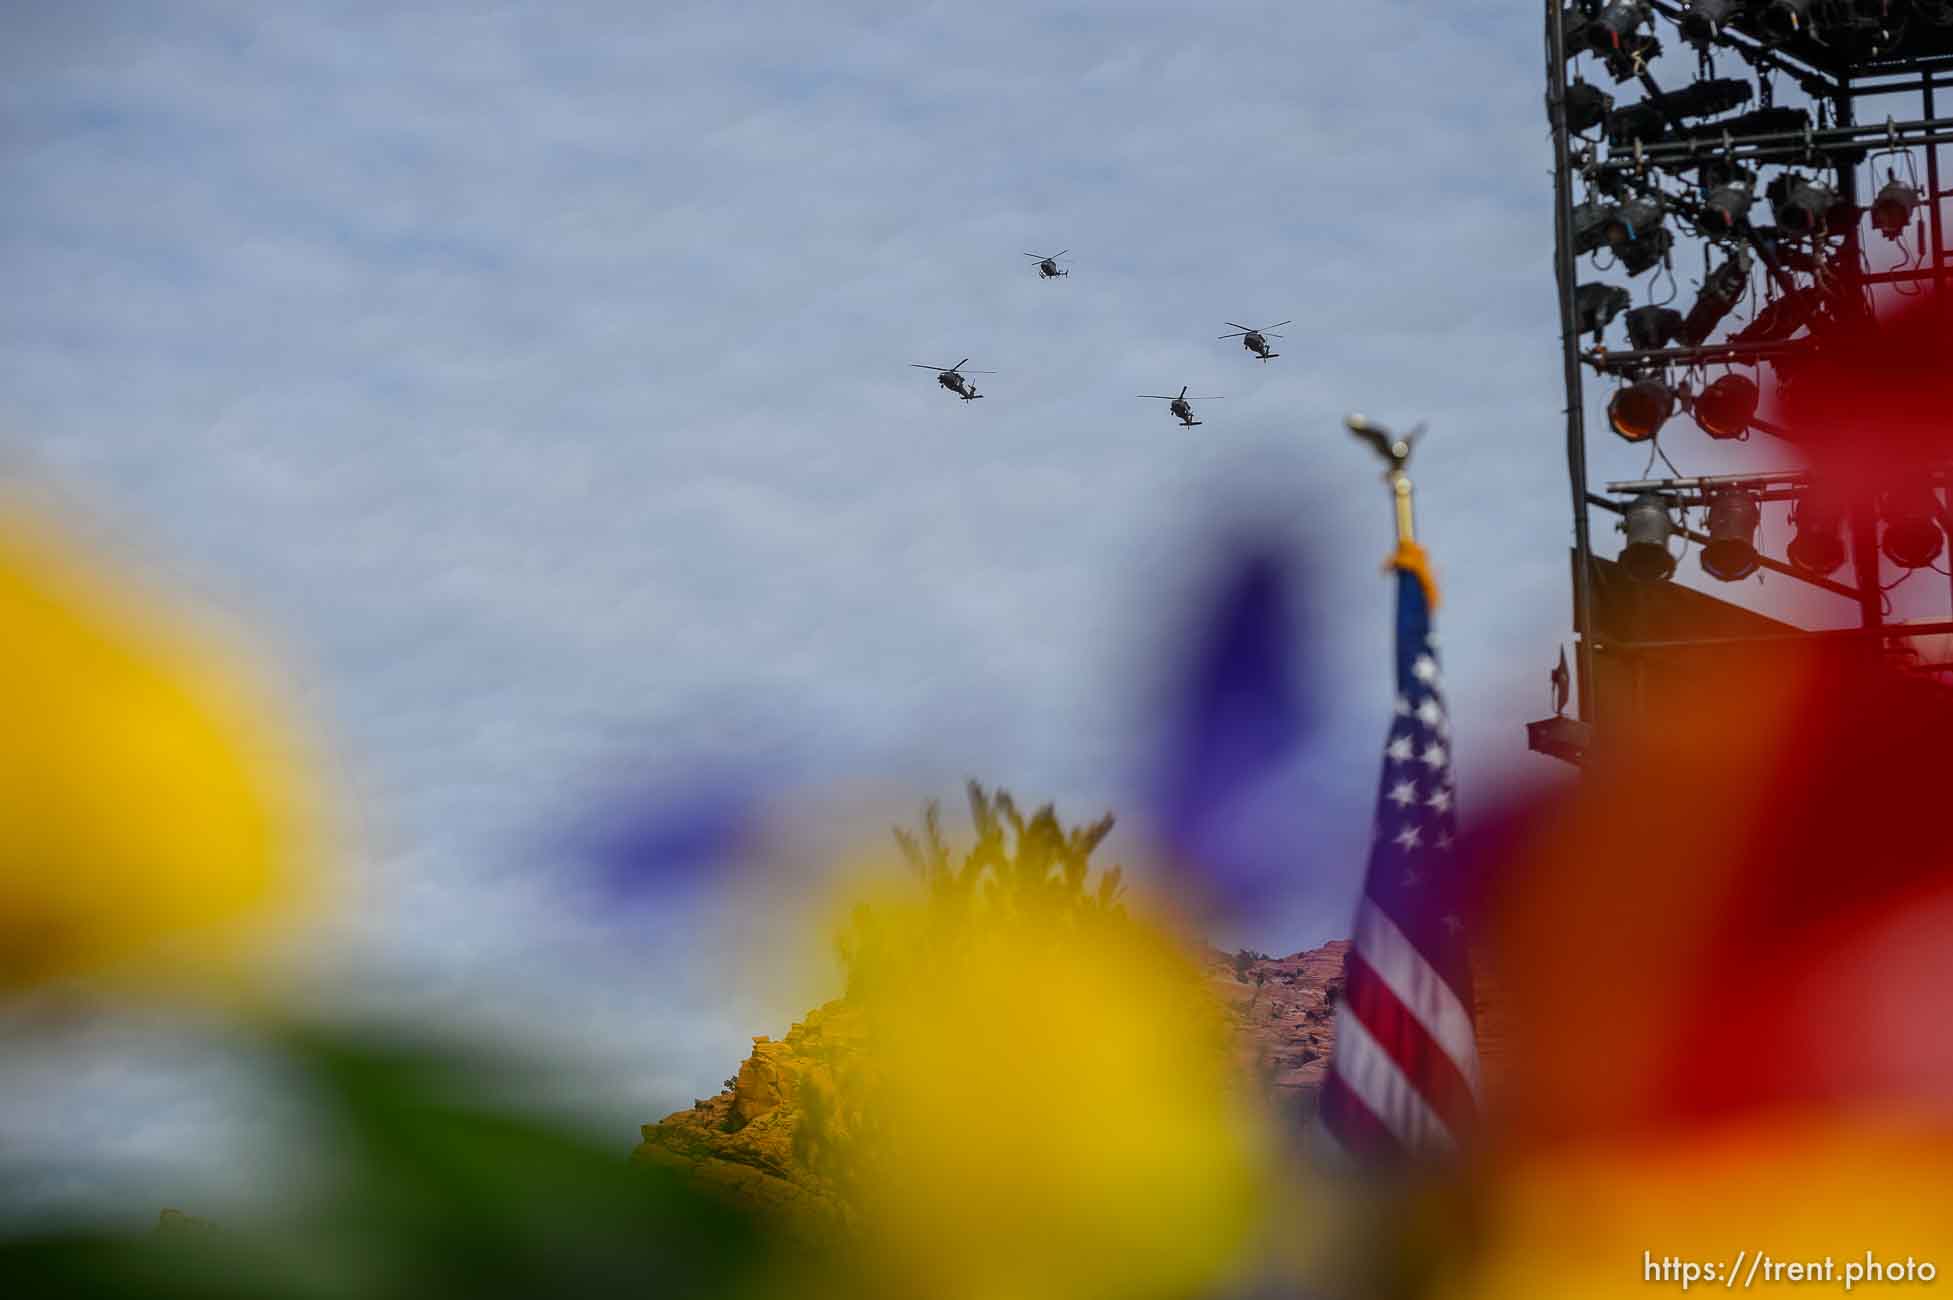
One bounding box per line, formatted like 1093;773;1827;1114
1136;395;1176;400
954;359;970;372
1223;322;1255;333
1265;320;1293;330
1023;252;1045;258
1179;386;1188;400
1051;250;1068;259
910;363;951;370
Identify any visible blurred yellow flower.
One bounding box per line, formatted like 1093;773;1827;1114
800;812;1276;1300
0;503;321;994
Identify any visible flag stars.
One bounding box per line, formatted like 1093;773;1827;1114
1426;787;1452;814
1435;831;1454;852
1415;698;1443;728
1441;914;1464;936
1393;825;1422;852
1402;866;1423;889
1394;694;1412;717
1387;779;1418;808
1420;742;1448;770
1386;734;1416;764
1412;655;1439;684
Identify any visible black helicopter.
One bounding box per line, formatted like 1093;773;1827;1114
911;358;993;401
1138;385;1222;428
1023;250;1070;279
1218;319;1290;361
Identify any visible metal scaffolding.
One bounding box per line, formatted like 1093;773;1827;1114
1541;1;1953;754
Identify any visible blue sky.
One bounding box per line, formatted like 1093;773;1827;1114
1;0;1894;1226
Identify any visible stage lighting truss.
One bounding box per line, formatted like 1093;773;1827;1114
1599;470;1953;591
1551;0;1953;688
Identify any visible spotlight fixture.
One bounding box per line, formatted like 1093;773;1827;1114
1769;174;1840;237
1691;373;1760;440
1608;376;1676;442
1645;77;1754;121
1730;285;1820;345
1565;80;1614;133
1679;0;1738;41
1588;0;1650;51
1679;248;1752;345
1625;304;1685;350
1576;282;1633;338
1607;102;1667;148
1603;193;1665;248
1759;0;1817;40
1561;4;1594;54
1618;226;1673;276
1572;198;1621;254
1697;179;1754;235
1600;37;1664;83
1787;491;1846;576
1701;490;1762;582
1871;174;1922;240
1678;106;1811;145
1620;492;1678;581
1881;485;1945;569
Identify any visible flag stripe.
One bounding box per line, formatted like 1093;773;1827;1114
1344;947;1479;1136
1330;1002;1457;1154
1317;1070;1405;1163
1353;897;1480;1094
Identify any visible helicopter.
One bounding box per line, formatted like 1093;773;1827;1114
1137;385;1222;428
1023;250;1070;279
1218;319;1290;361
910;358;994;401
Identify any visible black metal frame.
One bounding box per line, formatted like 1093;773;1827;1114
1545;0;1953;743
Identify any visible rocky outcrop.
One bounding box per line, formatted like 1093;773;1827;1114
1206;940;1350;1122
633;940;1358;1211
631;1001;861;1224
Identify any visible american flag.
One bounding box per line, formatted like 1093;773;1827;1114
1319;555;1481;1160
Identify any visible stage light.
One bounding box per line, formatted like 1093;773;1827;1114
1565;80;1614;133
1625;305;1684;350
1604;194;1665;247
1561;4;1593;54
1701;490;1762;581
1759;0;1816;40
1619;226;1673;275
1788;491;1846;576
1620;492;1678;581
1871;174;1921;240
1575;282;1632;337
1588;0;1649;51
1698;179;1754;235
1770;174;1839;236
1648;77;1754;120
1679;249;1752;345
1608;377;1675;441
1607;102;1666;147
1679;0;1738;41
1572;199;1621;254
1881;485;1945;569
1692;373;1759;439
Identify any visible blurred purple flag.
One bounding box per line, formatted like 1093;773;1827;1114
1142;539;1320;914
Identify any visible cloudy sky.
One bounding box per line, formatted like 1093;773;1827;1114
1;0;1894;1227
